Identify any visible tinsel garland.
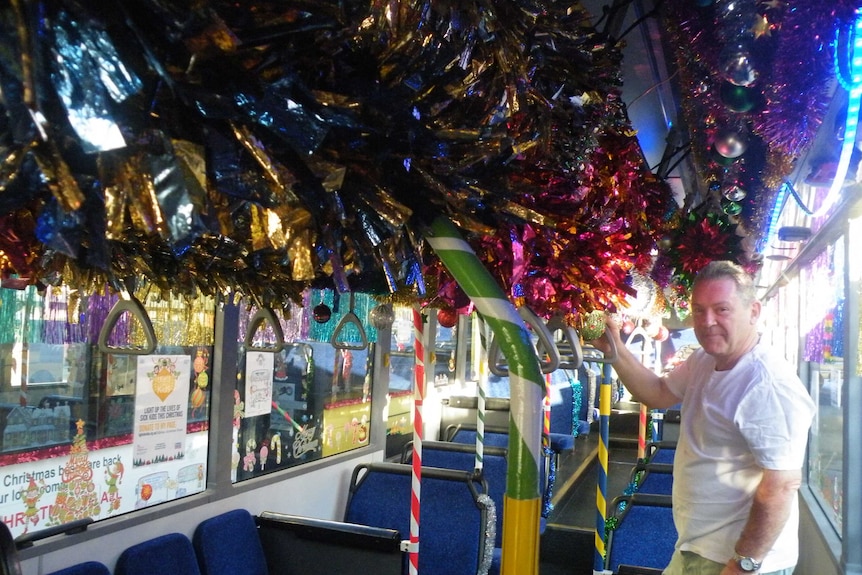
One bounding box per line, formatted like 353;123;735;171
661;0;856;247
0;0;672;320
0;0;856;322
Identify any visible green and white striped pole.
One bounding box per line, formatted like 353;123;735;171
475;317;489;473
427;216;544;575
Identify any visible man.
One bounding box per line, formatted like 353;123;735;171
590;260;815;575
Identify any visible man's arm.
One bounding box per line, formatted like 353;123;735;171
722;468;803;575
587;316;680;409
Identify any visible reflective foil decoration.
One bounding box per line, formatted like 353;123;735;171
49;8;142;153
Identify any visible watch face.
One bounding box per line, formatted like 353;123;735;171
739;557;756;571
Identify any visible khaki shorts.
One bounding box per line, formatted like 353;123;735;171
663;550;794;575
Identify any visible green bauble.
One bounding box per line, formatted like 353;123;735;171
580;310;606;341
720;81;758;113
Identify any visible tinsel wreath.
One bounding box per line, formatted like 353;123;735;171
0;0;672;319
650;205;749;296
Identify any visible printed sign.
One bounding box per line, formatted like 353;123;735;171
133;355;191;467
244;351;274;417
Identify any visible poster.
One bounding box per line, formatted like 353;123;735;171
133;355;191;467
0;427;208;538
244;351;274;417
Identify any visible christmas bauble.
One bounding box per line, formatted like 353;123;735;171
654;325;670;342
710;147;737;166
714;128;749;158
580;310;606;341
313;303;332;323
370;304;395;330
720;81;758;113
723;184;747;202
437;308;458;328
719;44;759;87
721;198;743;216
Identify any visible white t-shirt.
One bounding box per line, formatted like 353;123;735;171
663;342;815;572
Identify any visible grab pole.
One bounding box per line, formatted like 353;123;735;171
427;217;544;575
408;307;426;575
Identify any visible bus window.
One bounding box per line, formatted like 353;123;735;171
802;239;845;534
386;306;416;458
0;285;215;538
232;290;380;482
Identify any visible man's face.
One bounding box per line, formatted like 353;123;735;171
691;277;760;368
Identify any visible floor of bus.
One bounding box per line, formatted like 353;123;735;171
540;409;643;575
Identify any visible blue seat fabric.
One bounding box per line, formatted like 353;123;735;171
193;509;268;575
344;463;487;575
46;563;110;575
607;504;676;572
115;533;201;575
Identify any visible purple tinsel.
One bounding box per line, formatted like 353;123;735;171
751;3;855;157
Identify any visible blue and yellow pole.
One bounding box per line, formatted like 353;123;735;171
593;362;612;574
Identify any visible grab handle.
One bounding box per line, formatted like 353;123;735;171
488;306;560;376
330;292;368;350
245;307;285;352
546;314;583;370
97;290;157;355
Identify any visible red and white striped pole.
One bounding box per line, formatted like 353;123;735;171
409;307;426;575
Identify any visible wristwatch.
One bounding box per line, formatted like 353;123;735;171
732;553;762;572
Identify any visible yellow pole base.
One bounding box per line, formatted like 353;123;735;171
500;496;541;575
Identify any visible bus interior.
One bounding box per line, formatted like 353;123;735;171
1;1;861;575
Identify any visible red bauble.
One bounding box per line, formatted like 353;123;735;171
313;304;332;323
654;325;669;342
437;308;458;328
621;319;635;334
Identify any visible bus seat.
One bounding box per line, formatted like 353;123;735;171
444;424;510;448
443;423;556;520
193;509;267;575
0;522;22;575
548;373;590;446
46;563;110;575
116;533;201;575
256;511;402;575
631;462;673;496
344;462;494;575
606;494;676;574
646;441;676;464
401;440;510;548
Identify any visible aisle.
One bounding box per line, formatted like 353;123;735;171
539;411;645;575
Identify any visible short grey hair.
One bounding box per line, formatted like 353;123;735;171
692;260;757;304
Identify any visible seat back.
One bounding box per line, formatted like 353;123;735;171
193;509;267;575
646;442;676;464
606;494;676;573
633;463;673;496
46;563;111;575
344;462;492;575
402;440;507;548
445;424;510;448
256;511;402;575
443;425;552;525
116;533;201;575
548;379;575;437
0;522;22;575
